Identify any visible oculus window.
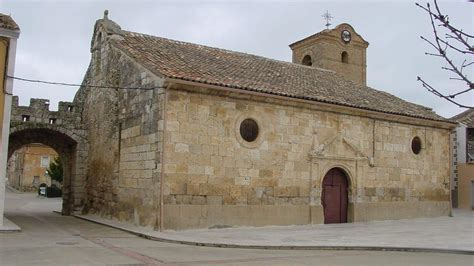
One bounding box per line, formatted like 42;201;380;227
411;136;422;154
239;118;259;142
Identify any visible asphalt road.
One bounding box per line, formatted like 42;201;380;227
1;192;472;265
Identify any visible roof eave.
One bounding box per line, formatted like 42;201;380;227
0;27;20;39
164;77;455;129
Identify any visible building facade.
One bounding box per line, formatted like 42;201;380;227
0;14;20;228
451;109;474;209
67;13;454;230
10;13;455;231
7;143;59;191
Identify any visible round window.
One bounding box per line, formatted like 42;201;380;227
411;136;422;154
240;118;259;142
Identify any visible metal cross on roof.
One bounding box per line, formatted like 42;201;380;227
322;10;333;29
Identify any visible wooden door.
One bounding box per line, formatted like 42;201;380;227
322;168;348;224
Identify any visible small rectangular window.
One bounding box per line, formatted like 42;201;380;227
22;115;30;122
40;156;50;167
67;106;74;112
33;176;40;185
49;118;57;124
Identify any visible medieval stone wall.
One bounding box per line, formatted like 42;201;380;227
9;95;88;214
81;32;164;228
161;84;450;229
10;96;82;129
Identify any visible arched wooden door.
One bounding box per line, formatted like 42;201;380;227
322;168;349;224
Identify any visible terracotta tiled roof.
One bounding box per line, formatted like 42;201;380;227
451;109;474;127
112;30;449;123
0;14;19;31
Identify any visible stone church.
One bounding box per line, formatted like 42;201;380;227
30;12;457;230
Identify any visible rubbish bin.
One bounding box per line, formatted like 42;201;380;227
39;186;46;197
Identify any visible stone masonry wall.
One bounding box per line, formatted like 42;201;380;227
291;24;367;86
162;84;450;229
82;26;164;228
78;18;450;230
10;96;82;129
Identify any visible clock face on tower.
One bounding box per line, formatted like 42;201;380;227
341;30;351;43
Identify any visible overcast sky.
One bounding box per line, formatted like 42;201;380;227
1;0;472;118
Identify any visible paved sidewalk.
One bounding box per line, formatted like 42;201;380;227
76;209;474;254
3;191;472;266
0;217;21;232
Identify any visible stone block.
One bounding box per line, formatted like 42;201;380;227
248;169;259;178
174;143;189;153
386;188;398;197
223;196;236;205
262;196;276;205
294;161;308;171
365;187;376;197
375;187;384;197
191;196;206;205
188;165;205;175
176;163;188;173
207;196;223;205
199;183;229;196
259;169;273;178
248;195;262;205
204;166;214;175
291;197;309;205
274;186;299;197
229;186;242;197
251;177;277;187
166;121;180;132
254;187;265;198
186;184;200;195
170;182;187;195
234;176;251;186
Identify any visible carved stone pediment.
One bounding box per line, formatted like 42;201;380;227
309;133;374;167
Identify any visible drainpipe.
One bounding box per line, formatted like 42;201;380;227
448;130;453;217
308;131;317;225
159;83;171;231
309;156;313;224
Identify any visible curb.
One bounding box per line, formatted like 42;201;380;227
72;214;474;256
0;217;21;233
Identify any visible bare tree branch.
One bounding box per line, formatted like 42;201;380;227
416;0;473;109
417;77;472;108
417;1;474;47
438;38;474;55
462;61;473;68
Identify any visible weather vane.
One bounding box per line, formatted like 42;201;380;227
322;10;333;29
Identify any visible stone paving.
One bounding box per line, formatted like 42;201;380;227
5;191;473;265
77;209;474;253
0;217;21;232
4;190;473;254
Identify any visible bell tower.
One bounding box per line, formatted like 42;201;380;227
289;23;369;85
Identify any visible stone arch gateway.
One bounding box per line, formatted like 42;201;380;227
8;106;88;215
